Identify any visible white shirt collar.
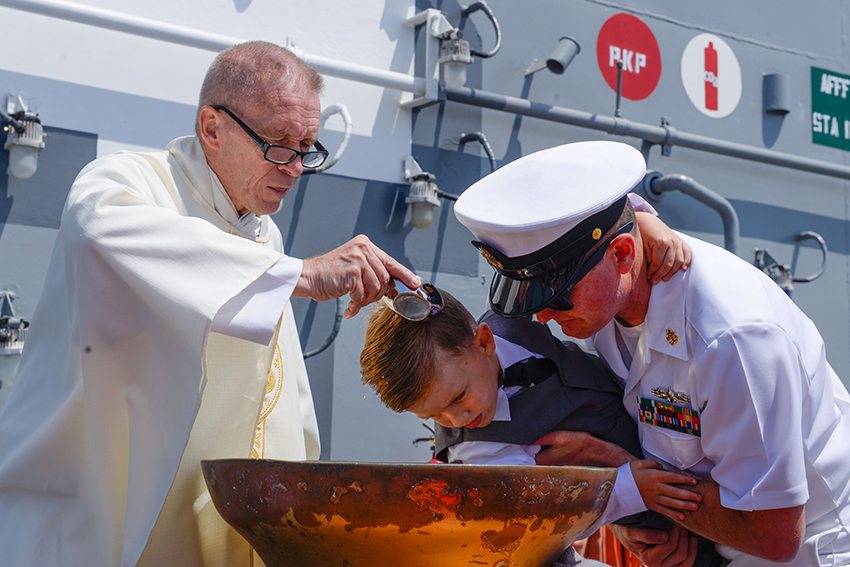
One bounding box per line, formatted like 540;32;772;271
492;335;545;421
643;235;691;361
493;389;513;421
493;334;541;368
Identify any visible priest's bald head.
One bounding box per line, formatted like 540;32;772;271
195;41;327;216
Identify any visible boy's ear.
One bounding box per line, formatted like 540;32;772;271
474;323;496;356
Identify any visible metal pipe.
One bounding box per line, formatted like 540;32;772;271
614;61;623;118
461;1;501;59
644;172;740;255
0;107;25;134
303;103;353;175
5;0;850;183
459;131;497;172
302;298;343;359
793;231;828;282
445;87;850;182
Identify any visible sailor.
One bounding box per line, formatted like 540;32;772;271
454;140;850;567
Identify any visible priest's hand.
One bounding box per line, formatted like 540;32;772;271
534;431;636;467
295;235;420;318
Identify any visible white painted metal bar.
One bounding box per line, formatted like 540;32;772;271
0;0;427;95
0;0;241;51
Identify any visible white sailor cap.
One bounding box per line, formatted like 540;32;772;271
454;141;646;318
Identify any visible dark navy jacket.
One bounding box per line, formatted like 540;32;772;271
434;311;640;459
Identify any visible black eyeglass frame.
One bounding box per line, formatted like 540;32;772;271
211;105;329;168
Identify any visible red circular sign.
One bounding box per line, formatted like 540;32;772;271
596;13;661;101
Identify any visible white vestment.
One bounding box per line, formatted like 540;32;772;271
0;136;320;567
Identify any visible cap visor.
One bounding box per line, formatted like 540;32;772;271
488;255;584;318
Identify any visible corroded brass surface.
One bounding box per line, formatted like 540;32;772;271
202;459;616;567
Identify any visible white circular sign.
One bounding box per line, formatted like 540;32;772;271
681;34;741;118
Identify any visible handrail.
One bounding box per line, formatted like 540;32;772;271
0;0;427;95
445;87;850;182
644;172;740;255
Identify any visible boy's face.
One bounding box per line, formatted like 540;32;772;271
407;324;500;429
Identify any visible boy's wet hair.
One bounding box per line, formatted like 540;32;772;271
360;288;477;412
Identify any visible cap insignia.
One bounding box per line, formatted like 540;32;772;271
666;329;679;346
652;386;690;404
592;228;602;240
479;248;503;270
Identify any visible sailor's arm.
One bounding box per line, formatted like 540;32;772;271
536;432;805;562
670;478;804;562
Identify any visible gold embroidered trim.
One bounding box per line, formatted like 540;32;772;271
252;344;284;459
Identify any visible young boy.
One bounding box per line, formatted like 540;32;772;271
360;289;723;567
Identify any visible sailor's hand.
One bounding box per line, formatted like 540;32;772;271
296;235;420;318
608;523;698;567
534;430;635;467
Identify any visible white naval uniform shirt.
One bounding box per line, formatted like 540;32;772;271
592;233;850;566
447;335;646;537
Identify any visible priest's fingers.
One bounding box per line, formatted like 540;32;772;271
296;236;378;304
343;240;386;318
342;237;419;318
379;249;420;291
349;240;419;317
296;236;420;318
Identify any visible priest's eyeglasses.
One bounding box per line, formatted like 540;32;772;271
212;105;329;168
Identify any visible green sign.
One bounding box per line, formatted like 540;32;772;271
812;66;850;150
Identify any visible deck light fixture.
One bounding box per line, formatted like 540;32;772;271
2;99;46;180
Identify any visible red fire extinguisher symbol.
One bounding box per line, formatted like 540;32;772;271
704;41;718;111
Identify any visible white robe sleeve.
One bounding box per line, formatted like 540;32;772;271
211;255;303;344
447;440;540;465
